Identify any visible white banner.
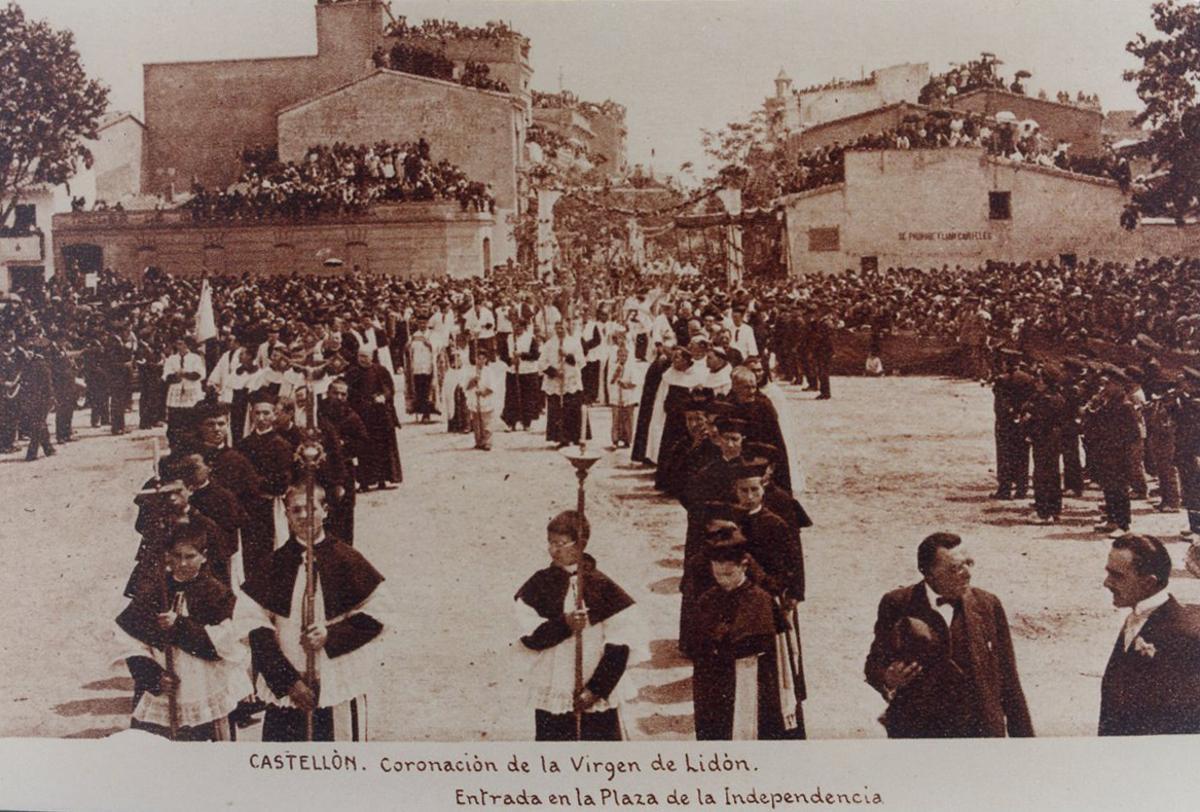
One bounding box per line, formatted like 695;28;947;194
717;187;744;287
535;189;562;283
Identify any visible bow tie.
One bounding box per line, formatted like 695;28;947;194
237;365;255;375
935;596;960;608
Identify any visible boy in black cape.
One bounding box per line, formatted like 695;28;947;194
116;523;251;741
514;510;638;741
237;482;386;742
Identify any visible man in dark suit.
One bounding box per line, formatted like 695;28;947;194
1099;533;1200;736
17;344;55;461
864;532;1034;738
809;313;834;400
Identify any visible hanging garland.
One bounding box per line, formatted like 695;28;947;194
556;182;722;220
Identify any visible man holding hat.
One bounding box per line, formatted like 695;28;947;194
864;532;1033;738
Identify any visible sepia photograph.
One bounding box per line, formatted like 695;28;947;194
1;0;1199;808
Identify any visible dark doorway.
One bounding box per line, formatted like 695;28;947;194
61;243;103;286
9;266;46;302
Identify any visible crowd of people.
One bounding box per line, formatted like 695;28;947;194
6;254;1200;465
184;140;495;222
987;346;1200;538
917;54;1102;112
370;41;511;93
793;75;873;95
783;109;1132;197
532;90;627;122
4;249;1200;741
917;54;1010;104
383;15;529;56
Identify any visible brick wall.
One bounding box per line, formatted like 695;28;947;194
142;1;390;194
52;203;494;280
789;103;923;154
948;89;1104;156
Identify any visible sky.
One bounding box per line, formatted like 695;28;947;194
18;0;1158;176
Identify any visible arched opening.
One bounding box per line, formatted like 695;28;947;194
482;236;492;274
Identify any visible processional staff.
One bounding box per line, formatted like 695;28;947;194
560;441;603;740
295;366;326;742
149;435;181;741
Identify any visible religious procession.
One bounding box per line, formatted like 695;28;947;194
3;0;1200;749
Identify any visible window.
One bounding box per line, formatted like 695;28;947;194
860;256;878;273
989;191;1011;220
1059;253;1077;269
13;204;36;231
808;227;840;252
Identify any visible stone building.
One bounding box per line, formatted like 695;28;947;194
765;63;930;139
781;148;1198;275
54;0;549;278
53;202;495;281
946;88;1104;157
530;91;628;177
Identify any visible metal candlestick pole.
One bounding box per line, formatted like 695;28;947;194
559;442;603;740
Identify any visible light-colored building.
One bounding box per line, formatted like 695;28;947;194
530;92;628;177
0;112;145;292
88;112;146;205
0;186;55;293
781;148;1199;275
766;63;929;139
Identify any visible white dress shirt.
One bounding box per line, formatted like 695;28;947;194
925;582;956;628
1122;589;1171;651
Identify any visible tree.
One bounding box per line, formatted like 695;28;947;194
0;2;109;227
1123;0;1200;225
700;108;799;209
